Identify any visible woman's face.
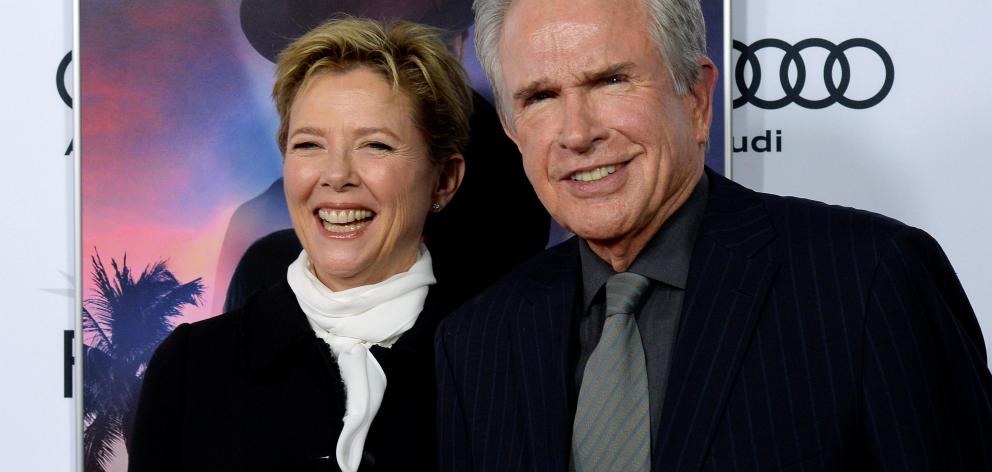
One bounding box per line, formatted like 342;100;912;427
283;68;443;291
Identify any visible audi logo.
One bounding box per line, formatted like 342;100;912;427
733;38;894;110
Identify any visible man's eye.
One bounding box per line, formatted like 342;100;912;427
603;75;628;85
524;91;556;106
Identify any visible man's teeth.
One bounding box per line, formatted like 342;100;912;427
318;208;374;224
571;165;618;182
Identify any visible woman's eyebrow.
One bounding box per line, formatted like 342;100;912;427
289;126;325;138
353;126;401;141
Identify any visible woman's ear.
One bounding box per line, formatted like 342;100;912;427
431;154;466;211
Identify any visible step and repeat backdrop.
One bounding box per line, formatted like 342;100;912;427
1;0;989;470
729;0;992;359
0;1;76;471
75;1;724;470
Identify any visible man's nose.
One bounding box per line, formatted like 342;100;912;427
556;94;607;154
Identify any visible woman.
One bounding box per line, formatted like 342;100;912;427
129;19;471;471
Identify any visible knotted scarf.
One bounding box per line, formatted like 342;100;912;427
286;244;435;472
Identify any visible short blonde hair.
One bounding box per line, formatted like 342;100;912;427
273;18;473;165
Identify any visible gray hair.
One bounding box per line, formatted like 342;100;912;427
472;0;707;122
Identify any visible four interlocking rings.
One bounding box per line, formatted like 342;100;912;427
733;38;894;109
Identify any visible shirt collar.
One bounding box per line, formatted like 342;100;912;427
579;171;710;311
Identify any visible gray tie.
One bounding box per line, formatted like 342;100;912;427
572;272;651;472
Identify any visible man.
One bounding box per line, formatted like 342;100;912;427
435;0;992;470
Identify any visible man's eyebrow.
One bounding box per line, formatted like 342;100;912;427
509;63;637;102
580;62;635;84
512;79;553;102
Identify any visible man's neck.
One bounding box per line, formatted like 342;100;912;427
585;171;703;272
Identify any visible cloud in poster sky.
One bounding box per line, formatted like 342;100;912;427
81;207;234;324
82;1;283;320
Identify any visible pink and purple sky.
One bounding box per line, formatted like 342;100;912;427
82;1;284;323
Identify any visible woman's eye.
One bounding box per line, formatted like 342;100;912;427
292;141;320;150
366;141;394;151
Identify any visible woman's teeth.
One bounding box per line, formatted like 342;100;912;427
318;208;375;233
571;164;618;182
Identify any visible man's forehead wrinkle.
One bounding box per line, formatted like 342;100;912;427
514;21;609;87
529;21;602;55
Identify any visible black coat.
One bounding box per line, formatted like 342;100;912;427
436;168;992;471
129;278;454;471
129;92;550;471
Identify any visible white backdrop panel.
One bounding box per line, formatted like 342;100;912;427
731;1;992;362
0;1;75;470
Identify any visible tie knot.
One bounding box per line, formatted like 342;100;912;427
605;272;650;316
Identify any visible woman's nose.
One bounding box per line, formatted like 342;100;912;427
319;153;360;191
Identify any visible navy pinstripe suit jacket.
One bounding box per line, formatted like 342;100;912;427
436;169;992;471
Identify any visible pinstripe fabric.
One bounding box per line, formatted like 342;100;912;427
572;273;652;472
437;168;992;471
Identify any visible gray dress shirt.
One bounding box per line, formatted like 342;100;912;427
575;172;709;448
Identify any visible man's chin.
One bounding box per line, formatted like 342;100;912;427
571;227;630;250
562;213;630;241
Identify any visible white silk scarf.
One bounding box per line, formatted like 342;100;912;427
286;244;435;472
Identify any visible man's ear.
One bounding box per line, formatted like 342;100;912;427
432;153;466;210
687;56;719;146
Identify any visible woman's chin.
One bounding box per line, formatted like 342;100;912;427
308;241;422;292
310;260;372;292
304;222;385;290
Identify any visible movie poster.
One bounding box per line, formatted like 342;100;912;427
79;1;725;469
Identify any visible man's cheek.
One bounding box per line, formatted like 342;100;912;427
520;157;543;187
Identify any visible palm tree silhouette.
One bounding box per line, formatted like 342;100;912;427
82;252;204;472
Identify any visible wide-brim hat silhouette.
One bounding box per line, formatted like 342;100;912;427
241;0;474;62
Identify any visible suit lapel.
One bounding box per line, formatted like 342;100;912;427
509;238;581;471
654;170;779;471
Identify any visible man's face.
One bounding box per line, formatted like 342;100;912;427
498;0;715;264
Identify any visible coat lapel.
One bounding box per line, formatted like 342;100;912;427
654;170;779;471
241;280;322;378
509;237;582;471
